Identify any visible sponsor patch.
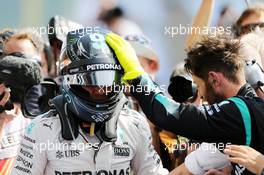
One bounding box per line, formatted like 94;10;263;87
16;155;33;168
43;122;53;130
26;123;35;135
1;131;22;148
23;136;36;143
14;165;31;174
114;147;130;157
56;149;81;159
20;148;33;159
55;167;130;175
86;63;122;71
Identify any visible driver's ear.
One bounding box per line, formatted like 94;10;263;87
208;71;220;87
149;60;159;73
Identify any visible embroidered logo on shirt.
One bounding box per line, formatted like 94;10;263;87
113;147;130;157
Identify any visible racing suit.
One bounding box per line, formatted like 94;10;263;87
129;74;264;175
11;107;168;175
0;114;29;175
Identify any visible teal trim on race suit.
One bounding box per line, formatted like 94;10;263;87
155;94;179;117
229;97;251;146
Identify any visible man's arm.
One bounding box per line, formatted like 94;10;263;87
170;161;231;175
170;163;192;175
129;74;246;144
131;115;169;175
106;33;246;144
224;145;264;175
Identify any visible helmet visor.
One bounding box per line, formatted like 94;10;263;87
61;70;123;87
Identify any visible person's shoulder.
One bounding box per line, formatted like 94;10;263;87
25;110;60;136
120;106;147;122
118;107;150;132
31;109;58;123
242;95;264;104
117;107;153;150
198;99;239;117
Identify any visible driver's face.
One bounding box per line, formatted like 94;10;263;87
192;75;225;104
81;86;112;102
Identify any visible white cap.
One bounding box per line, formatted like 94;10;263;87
124;34;158;62
185;143;231;175
245;59;264;88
